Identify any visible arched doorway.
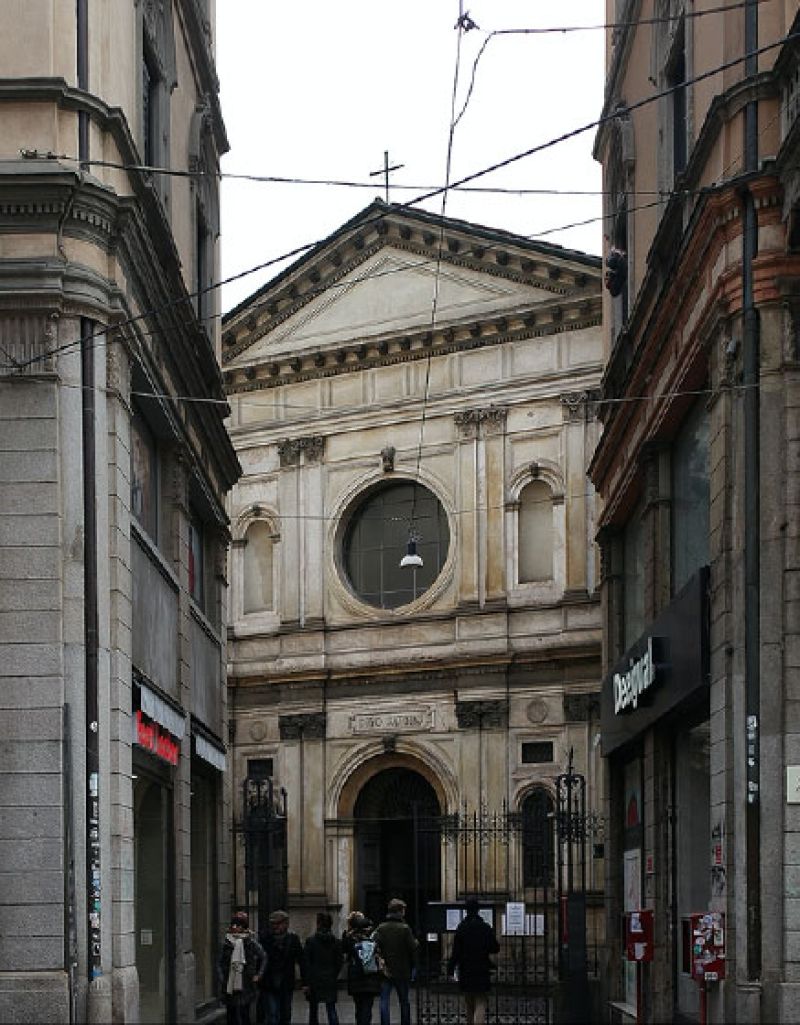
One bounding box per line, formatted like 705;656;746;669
353;767;441;932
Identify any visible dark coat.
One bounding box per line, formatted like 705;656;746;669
446;913;500;994
304;929;343;1003
216;932;266;1001
342;930;383;996
373;913;418;983
259;929;305;992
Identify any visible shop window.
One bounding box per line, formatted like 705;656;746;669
622;502;645;649
243;521;274;614
521;741;554;764
671;400;709;594
191;768;217;1006
131;407;159;542
521;788;555;888
518;480;554;583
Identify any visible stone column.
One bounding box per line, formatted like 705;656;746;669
560;391;596;595
277;439;302;625
300;437;325;627
483;409;508;602
454;413;479;605
279;713;327;902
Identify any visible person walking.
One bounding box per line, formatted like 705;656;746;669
342;911;383;1025
259;909;306;1025
372;898;417;1025
446;898;500;1025
303;912;343;1025
216;911;266;1025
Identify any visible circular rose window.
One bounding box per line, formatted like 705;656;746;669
342;481;450;609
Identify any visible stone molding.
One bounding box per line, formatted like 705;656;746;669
455;699;507;729
277;435;325;466
279;712;326;740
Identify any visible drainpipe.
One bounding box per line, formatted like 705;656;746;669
77;0;89;164
77;0;101;991
742;0;761;984
81;316;102;988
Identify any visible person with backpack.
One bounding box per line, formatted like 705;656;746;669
342;911;382;1025
303;912;343;1025
446;897;500;1025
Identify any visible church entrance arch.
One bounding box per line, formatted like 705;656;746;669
352;766;441;932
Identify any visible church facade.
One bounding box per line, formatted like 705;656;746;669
222;201;605;946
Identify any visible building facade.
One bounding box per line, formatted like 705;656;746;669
592;2;800;1022
222;201;606;969
0;2;238;1023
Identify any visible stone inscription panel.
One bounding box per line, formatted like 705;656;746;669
349;707;434;734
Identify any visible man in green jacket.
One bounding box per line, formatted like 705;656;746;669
373;898;417;1025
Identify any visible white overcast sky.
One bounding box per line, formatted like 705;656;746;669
216;1;605;314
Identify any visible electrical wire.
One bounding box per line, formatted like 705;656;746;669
4;28;797;375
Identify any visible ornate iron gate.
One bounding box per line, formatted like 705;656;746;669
413;803;556;1025
233;776;288;937
412;760;598;1025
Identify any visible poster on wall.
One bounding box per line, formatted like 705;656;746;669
624;848;642;913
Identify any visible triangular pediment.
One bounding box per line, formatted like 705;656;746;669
227;246;559;367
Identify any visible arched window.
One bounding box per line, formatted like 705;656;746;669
243;521;274;614
522;788;555;888
518;480;554;583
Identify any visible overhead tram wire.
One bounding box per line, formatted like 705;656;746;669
6;28;798;374
404;0;470;562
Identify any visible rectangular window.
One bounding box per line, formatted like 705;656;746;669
668;23;687;179
623;502;645;649
142;49;159;166
248;758;274;781
196;199;211;328
188;511;205;609
521;741;554;764
672;400;709;593
131;408;158;541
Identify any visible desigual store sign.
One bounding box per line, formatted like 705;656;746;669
601;568;710;756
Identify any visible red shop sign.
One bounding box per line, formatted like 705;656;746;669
135;709;180;766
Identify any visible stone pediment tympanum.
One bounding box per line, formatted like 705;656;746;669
222;200;601;372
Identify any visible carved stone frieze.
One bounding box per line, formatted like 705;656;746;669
561;390;598;422
279;712;327;740
278;435;326;467
562;692;601;722
454;406;508;439
455;699;507;729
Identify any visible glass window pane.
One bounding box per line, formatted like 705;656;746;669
343;482;450;609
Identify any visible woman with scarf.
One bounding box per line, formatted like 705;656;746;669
216;910;266;1025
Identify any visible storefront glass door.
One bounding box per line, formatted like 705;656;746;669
134;775;173;1024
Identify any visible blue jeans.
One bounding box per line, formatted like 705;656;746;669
379;978;410;1025
262;988;294;1024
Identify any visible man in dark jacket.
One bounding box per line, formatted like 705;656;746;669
372;898;417;1025
259;909;306;1025
303;911;343;1025
216;911;266;1025
446;898;500;1025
